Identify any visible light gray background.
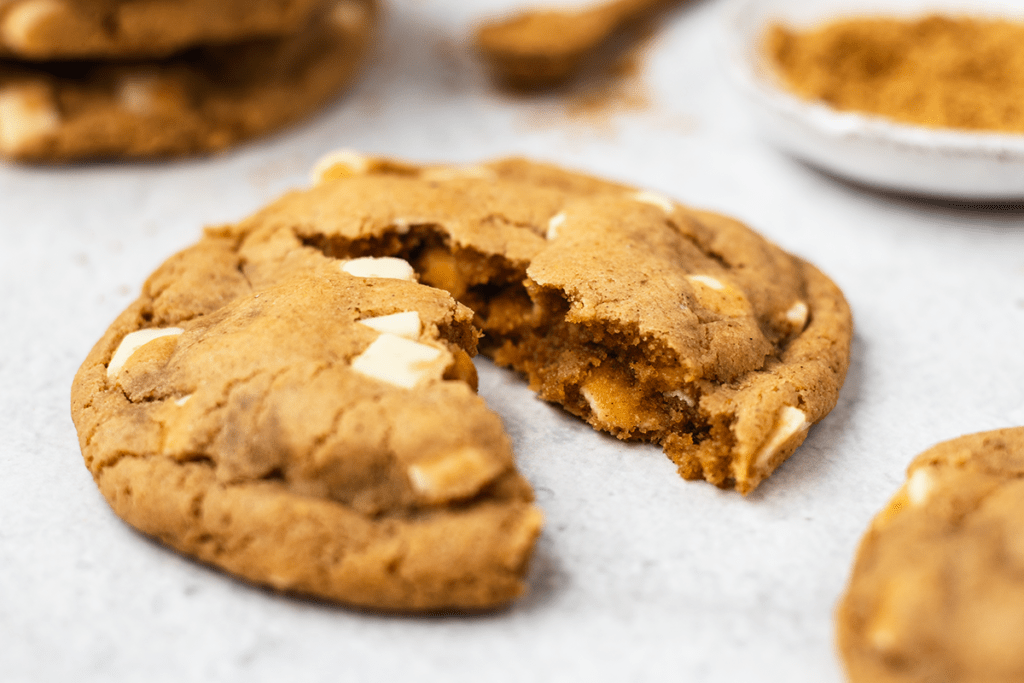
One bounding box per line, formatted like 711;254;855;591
2;0;1023;681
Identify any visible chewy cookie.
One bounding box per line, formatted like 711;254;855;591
0;0;326;60
0;0;374;161
836;428;1024;683
71;154;851;610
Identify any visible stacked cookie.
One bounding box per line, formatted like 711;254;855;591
0;0;375;161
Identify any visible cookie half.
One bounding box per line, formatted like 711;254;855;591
836;428;1024;683
0;0;326;60
295;153;852;493
0;0;374;161
71;239;543;611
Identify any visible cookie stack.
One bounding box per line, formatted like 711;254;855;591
0;0;375;161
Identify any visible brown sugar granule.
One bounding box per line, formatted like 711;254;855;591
766;15;1024;133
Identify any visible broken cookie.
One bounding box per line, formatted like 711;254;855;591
71;153;851;610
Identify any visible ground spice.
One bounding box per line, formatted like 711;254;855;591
766;15;1024;133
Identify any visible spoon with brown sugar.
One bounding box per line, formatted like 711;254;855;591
475;0;682;90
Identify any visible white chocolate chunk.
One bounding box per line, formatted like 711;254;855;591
407;446;504;503
350;333;447;389
357;311;421;339
116;74;158;114
687;274;726;291
2;0;63;50
0;82;59;154
174;394;192;407
631;190;674;214
785;301;809;329
753;406;809;470
546;212;566;240
341;256;416;281
107;327;183;381
329;0;369;33
310;148;370;184
664;389;696;407
906;468;934;507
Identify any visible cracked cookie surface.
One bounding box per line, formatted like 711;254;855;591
836;427;1024;683
0;0;374;162
0;0;326;60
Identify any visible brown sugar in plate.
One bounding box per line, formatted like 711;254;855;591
71;153;852;611
0;0;375;162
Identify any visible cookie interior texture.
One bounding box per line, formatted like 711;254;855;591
300;154;851;494
0;0;375;161
836;427;1024;683
0;0;326;60
71;155;851;611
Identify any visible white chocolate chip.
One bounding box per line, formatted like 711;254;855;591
1;0;63;50
329;0;368;33
407;446;504;503
632;190;674;214
785;301;809;329
664;389;696;407
546;212;566;240
753;406;809;470
357;311;421;339
174;394;192;407
107;327;184;381
350;333;448;389
687;274;726;291
341;256;416;281
309;148;370;184
115;73;161;114
0;82;59;154
906;468;934;507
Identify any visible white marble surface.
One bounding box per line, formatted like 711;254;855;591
2;1;1023;681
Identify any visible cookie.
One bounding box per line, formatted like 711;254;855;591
72;154;851;609
0;0;325;60
0;0;374;162
836;428;1024;683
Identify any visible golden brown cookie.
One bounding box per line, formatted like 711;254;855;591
0;0;326;60
0;0;374;162
836;428;1024;683
72;154;851;610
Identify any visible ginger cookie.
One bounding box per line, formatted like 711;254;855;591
71;154;850;609
836;428;1024;683
0;0;374;162
0;0;325;60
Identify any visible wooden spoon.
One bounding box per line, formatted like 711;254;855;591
475;0;681;90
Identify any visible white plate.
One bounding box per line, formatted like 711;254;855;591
723;0;1024;200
